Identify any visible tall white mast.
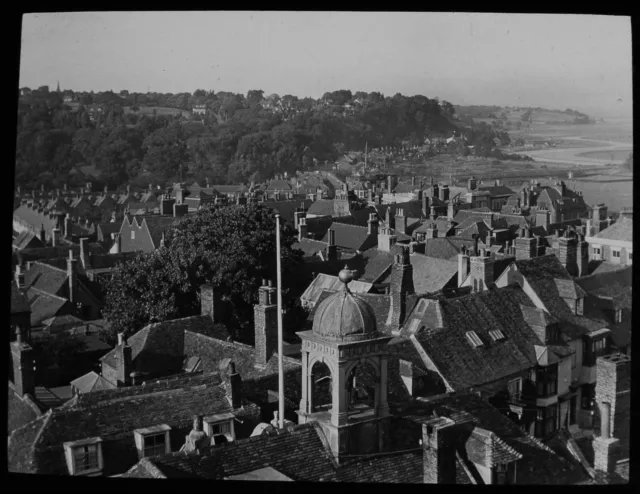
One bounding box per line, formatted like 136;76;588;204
275;214;285;429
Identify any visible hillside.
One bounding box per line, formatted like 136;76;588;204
455;105;595;129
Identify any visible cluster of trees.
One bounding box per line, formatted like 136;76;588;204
16;86;509;190
102;203;307;344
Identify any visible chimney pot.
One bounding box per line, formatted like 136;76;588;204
117;333;124;346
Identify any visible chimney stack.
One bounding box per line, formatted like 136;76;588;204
438;185;449;203
536;208;550;232
458;247;470;287
67;250;77;304
79;237;90;270
426;223;438;240
221;361;243;409
447;202;455;221
298;216;308;241
173;203;189;217
112;233;121;254
52;228;61;247
14;265;25;290
115;333;132;386
430;206;437;221
254;280;278;367
557;232;578;277
11;327;35;397
515;227;537;260
395;209;407;234
200;284;217;323
422;417;457;484
467;176;477;191
389;244;414;331
470;248;495;293
326;229;338;261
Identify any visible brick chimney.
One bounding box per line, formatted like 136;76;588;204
593;354;631;474
378;227;398;253
326;229;338;261
515;227;536;260
439;185;449;203
426;223;438;239
367;213;379;235
114;333;133;386
458;247;470;287
112;233;121;254
67;250;77;304
52;228;61;247
447;202;455;221
395;209;407;234
14;265;25;290
79;237;90;270
577;233;589;277
298;216;308;241
470;248;494;293
200;284;217;323
388;244;414;331
422;417;457;484
467;176;477;191
536;208;550;232
11;327;35;397
254;280;278;368
558;231;578;277
221;360;243;409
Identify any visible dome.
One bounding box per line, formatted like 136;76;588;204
312;267;378;341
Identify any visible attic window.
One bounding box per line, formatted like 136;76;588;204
489;329;506;342
63;437;103;476
466;331;483;348
130;230;135;240
133;424;172;459
204;412;236;444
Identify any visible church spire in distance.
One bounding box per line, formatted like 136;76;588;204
56;80;61;92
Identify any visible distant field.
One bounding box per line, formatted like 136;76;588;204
576;149;632;161
123;106;191;118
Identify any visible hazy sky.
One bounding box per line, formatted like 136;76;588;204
20;12;632;117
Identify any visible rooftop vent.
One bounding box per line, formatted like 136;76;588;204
466;331;483;348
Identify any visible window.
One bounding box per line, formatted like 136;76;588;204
615;309;622;324
593;337;608;358
204;412;236;444
612;249;621;259
534;405;558;438
536;364;558;397
508;378;522;401
495;463;509;485
63;438;103;475
581;383;595;410
133;425;172;459
466;331;483;348
576;298;584;316
130;230;135;240
629;251;633;261
592;246;602;259
144;433;167;458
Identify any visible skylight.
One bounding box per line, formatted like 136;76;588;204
466;331;484;348
489;329;506;342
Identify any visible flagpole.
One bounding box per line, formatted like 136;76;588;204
275;214;285;429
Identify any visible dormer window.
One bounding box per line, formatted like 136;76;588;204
63;437;103;476
203;412;236;444
489;329;506;342
466;331;483;348
133;424;172;459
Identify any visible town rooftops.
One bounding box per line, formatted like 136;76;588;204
8;372;257;476
293;238;328;258
301;273;374;307
70;371;117;394
423;237;476;260
320;222;378;252
13;230;46;250
26;289;71;327
372;253;459;296
11;282;31;314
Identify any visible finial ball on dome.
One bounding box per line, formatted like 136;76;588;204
338;266;353;284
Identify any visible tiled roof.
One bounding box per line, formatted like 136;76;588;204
375;254;458;296
13;204;59;232
11;282;31;314
8;373;256;476
24;262;68;295
358;245;404;282
266;180;293;191
262;199;314;225
373;201;424;221
42;314;84;331
393;182;418;194
402;392;588;484
576;266;632;309
320;223;378;252
124;422;337;480
477;185;515;197
301;273;374;306
307;199;335;216
408;285;545;389
96;222;121;240
591;216;632;242
137;216;178;248
8;385;43;434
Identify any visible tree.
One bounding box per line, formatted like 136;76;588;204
247;89;265;107
31;333;87;381
102;203;305;341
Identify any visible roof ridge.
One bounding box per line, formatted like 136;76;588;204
28;286;70;302
33;261;68;274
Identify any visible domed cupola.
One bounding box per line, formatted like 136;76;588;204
312;267;378;342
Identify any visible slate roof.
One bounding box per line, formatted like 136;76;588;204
8;385;43;435
293;238;327;257
70;371;118;393
42;314;84;332
95;222;120;241
136;216;178;248
575;266;632;309
262;199;313;225
406;285;550;390
373;201;425;221
16;243;106;266
13;230;45;250
24;262;68;295
266;179;293;191
358;244;404;282
320;223;378;252
307;199;336;217
11;282;31;314
8;372;257;476
423;237;476;260
301;273;374;306
13;204;60;232
27;289;71;327
376;254;458;296
477;185;515;197
591;216;632;242
123;422;338;481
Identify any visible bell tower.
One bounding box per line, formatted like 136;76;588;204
296;268;392;462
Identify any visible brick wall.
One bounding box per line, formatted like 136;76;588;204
595;354;631;445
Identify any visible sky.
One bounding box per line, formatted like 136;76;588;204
20;12;632;117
